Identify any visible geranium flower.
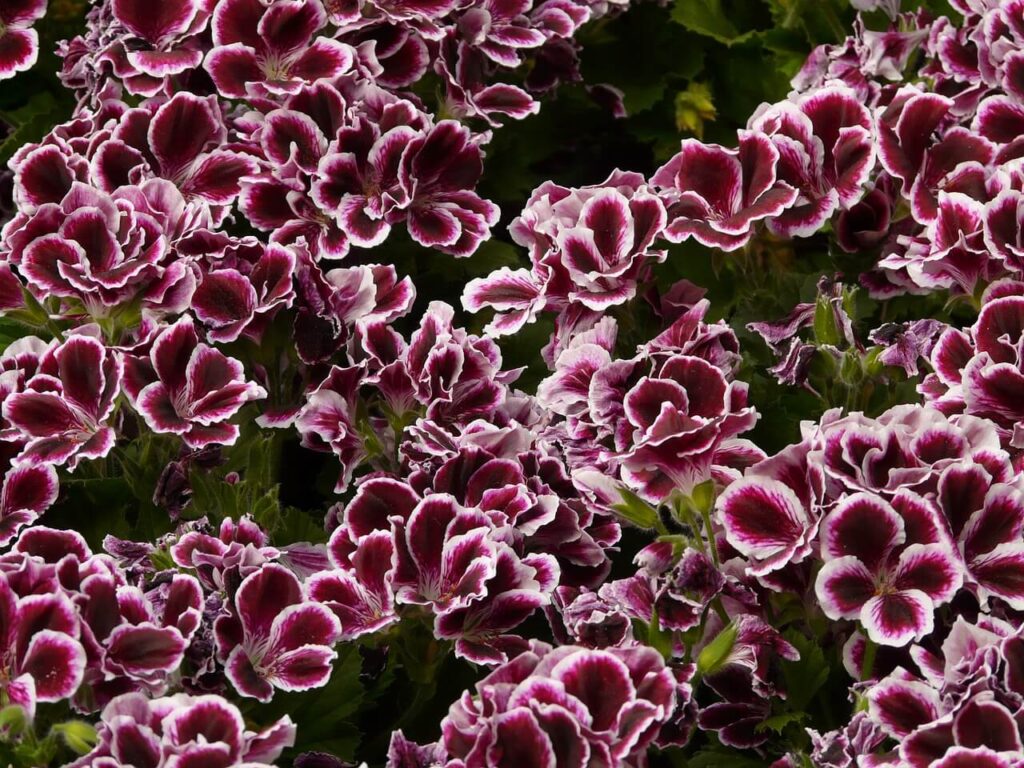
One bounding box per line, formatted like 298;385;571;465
0;0;47;81
748;84;875;237
3;335;122;469
205;0;355;99
123;316;267;448
170;515;280;592
104;0;214;95
1;182;194;316
72;691;296;767
463;170;667;336
876;86;996;222
309;529;399;641
618;354;760;502
0;462;58;546
815;493;962;646
864;618;1024;767
651;131;797;251
392;641;679;768
214;563;341;702
0;570;85;720
193;240;297;343
717;477;818;576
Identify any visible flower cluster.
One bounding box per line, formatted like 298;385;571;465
4;0;1024;767
390;640;682;767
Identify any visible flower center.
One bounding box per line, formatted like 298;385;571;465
262;56;291;82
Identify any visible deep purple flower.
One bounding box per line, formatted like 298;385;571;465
308;529;399;641
123;316;267;448
3;334;122;469
748;84;875;237
0;0;46;80
717;477;818;576
815;493;962;646
1;182;196;318
194;240;296;343
215;563;341;702
651;132;797;251
464;170;666;336
206;0;355;99
0;570;85;720
877;86;996;223
71;691;296;767
392;641;679;768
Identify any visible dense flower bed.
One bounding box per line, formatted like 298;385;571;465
2;0;1024;766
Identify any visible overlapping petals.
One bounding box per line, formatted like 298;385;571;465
215;563;341;702
123;316;267;448
391;641;680;767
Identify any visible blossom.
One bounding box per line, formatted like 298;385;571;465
864;618;1024;767
651;131;797;251
392;641;679;768
205;0;356;99
123;316;267;448
71;691;296;767
193;240;296;343
3;334;122;469
0;0;47;81
463;170;667;336
716;477;818;576
0;570;85;720
330;491;560;664
748;84;875;237
214;563;341;702
814;493;962;646
1;182;195;318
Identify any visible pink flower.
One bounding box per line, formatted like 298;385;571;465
814;493;962;646
3;335;122;469
0;0;47;81
123;316;267;448
214;563;341;702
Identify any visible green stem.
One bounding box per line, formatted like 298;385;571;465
860;636;878;682
700;506;720;567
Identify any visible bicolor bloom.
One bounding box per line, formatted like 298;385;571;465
214;563;341;702
0;0;47;81
3;335;122;469
815;493;962;646
123;316;267;448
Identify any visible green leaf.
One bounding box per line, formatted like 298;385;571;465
756;710;808;733
671;0;759;45
253;646;364;760
581;3;705;113
697;621;738;676
812;296;842;346
50;721;98;755
612;487;660;529
781;630;831;712
0;91;71;164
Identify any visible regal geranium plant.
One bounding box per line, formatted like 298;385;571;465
1;0;1024;766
